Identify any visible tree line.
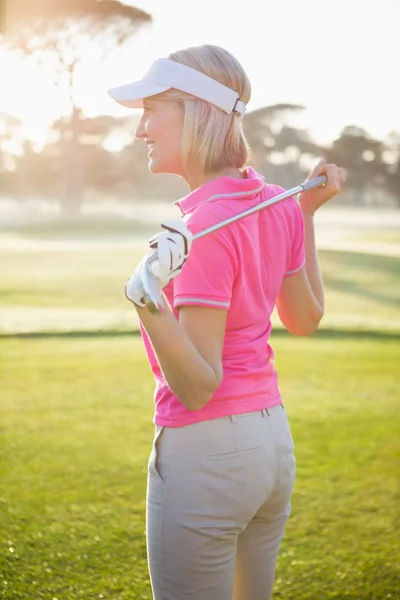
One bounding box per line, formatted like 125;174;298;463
0;0;398;213
0;107;399;213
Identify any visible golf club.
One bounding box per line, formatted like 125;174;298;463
142;175;327;314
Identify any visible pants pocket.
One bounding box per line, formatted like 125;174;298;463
274;407;295;452
207;446;262;461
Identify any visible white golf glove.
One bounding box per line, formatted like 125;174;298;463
125;252;167;309
148;220;193;284
125;220;193;311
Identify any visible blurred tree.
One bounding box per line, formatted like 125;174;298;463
326;126;387;205
52;113;137;202
244;104;301;168
1;0;151;214
13;141;60;197
0;112;21;195
382;132;400;207
267;125;324;188
7;114;137;198
243;104;323;187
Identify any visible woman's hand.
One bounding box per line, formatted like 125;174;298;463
124;252;161;308
125;219;193;310
149;219;193;282
299;158;346;216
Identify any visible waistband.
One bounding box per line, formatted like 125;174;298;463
228;404;284;422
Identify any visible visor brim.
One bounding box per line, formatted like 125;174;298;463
107;80;170;108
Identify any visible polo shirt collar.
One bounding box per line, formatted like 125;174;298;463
174;166;265;216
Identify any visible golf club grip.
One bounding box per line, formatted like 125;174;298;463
301;175;326;191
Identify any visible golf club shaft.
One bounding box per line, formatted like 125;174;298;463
145;175;327;313
193;175;327;240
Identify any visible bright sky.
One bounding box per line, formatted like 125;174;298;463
1;0;399;146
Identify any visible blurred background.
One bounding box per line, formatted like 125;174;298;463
0;0;399;335
1;2;399;599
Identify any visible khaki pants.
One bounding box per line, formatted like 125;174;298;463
146;404;296;600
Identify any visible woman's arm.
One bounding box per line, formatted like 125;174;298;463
300;209;324;314
127;218;235;411
277;159;345;336
276;267;324;336
137;300;227;411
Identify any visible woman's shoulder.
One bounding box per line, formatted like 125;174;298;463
185;200;234;237
261;182;301;212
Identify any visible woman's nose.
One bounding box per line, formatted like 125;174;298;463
135;115;146;139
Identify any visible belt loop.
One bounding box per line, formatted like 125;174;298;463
261;408;269;418
230;415;237;423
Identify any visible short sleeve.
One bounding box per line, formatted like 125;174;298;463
173;227;238;310
285;200;305;276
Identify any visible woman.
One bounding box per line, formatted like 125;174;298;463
108;44;345;600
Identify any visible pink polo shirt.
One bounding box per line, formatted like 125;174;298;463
140;166;305;427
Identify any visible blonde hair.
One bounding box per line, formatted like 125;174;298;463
153;45;251;174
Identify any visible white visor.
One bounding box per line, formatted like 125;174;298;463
107;58;246;116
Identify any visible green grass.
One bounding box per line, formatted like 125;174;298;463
344;229;400;246
2;217;156;241
0;246;144;334
0;248;142;310
1;217;400;598
0;245;399;334
317;250;400;331
1;335;399;599
1;213;399;334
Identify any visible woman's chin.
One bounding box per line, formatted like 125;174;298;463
148;158;162;174
148;159;175;175
147;156;182;176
